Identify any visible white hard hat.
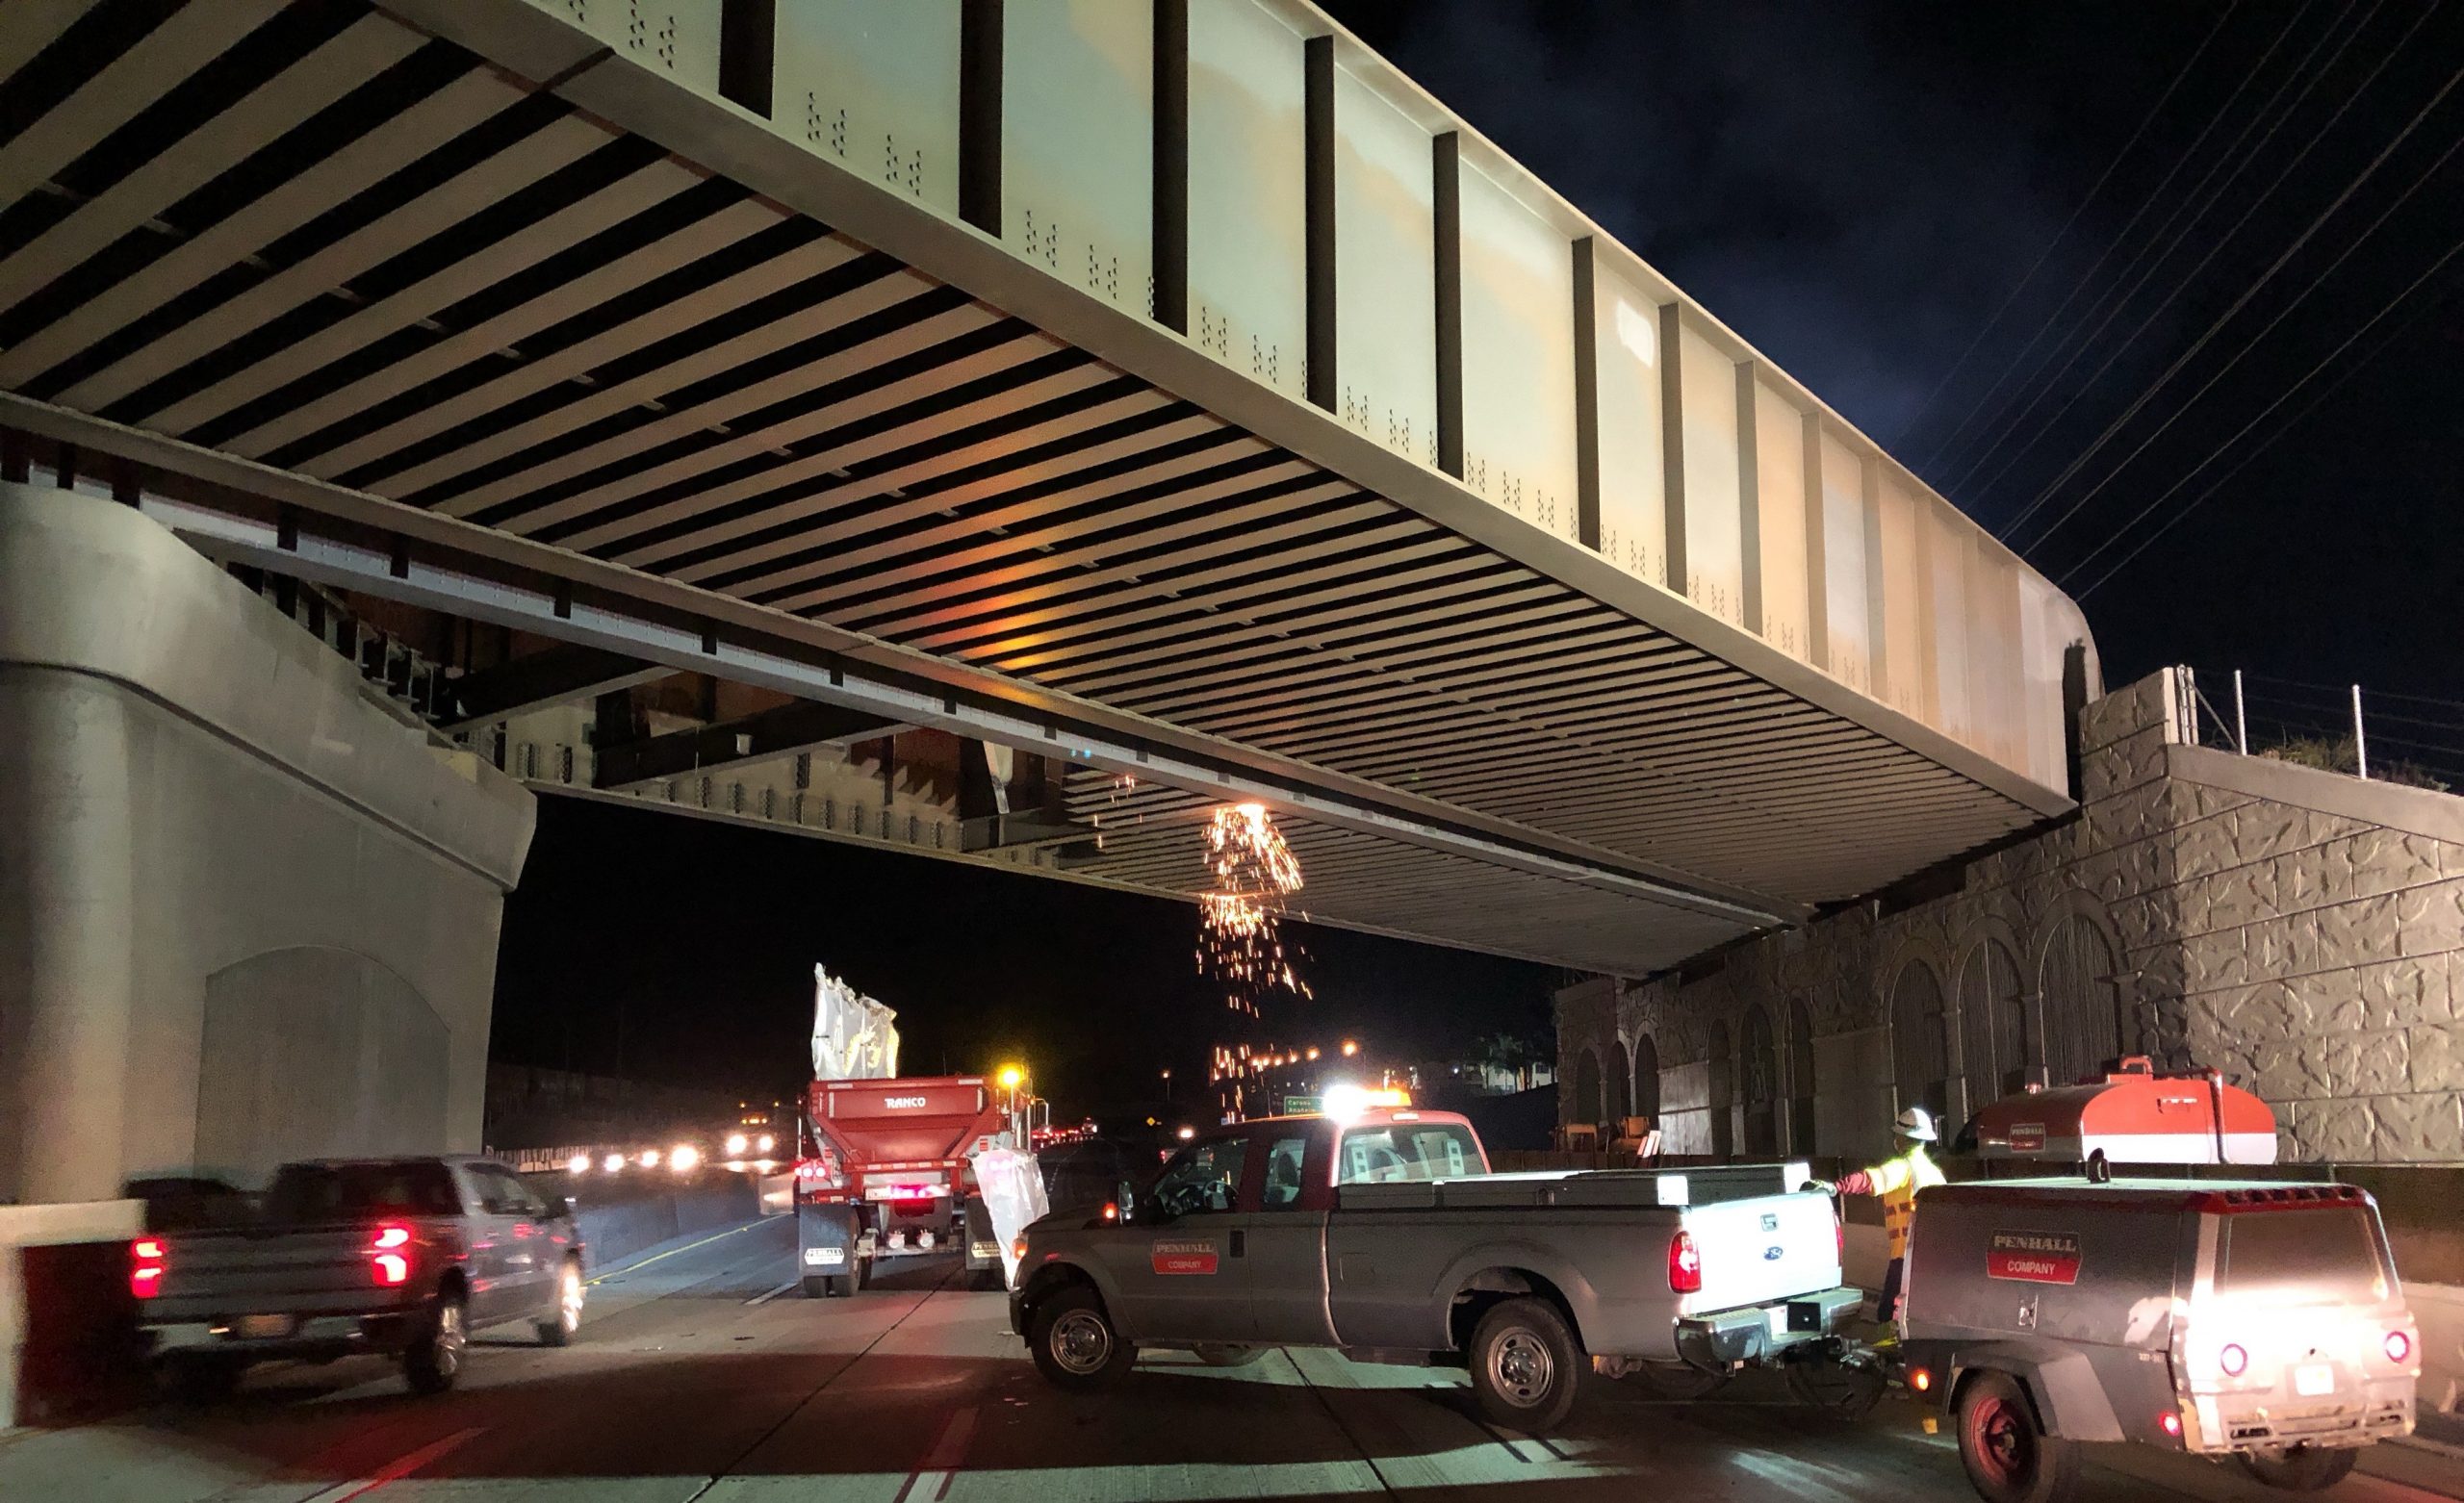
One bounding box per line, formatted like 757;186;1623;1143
1894;1106;1938;1142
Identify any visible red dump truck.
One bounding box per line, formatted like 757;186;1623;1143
792;1075;1012;1295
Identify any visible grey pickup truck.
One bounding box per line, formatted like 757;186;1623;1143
134;1155;587;1398
1010;1108;1861;1430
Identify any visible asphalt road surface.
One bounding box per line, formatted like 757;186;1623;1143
4;1214;2458;1502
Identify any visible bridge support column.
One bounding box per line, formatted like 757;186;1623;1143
0;484;534;1206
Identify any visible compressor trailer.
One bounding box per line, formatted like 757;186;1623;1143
792;1075;1011;1295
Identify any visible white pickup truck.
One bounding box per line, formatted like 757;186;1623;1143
1010;1108;1861;1430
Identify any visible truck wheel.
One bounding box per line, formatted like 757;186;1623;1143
402;1289;467;1395
1467;1298;1581;1433
1956;1371;2077;1503
801;1275;832;1298
2240;1446;2358;1491
1620;1360;1729;1399
826;1272;857;1297
1028;1286;1136;1390
1193;1343;1265;1367
536;1258;583;1346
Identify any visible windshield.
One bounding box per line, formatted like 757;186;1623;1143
1336;1123;1484;1185
266;1162;460;1223
2218;1208;2391;1304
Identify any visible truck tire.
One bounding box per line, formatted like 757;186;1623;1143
826;1272;858;1297
1466;1298;1581;1433
801;1275;832;1298
536;1258;583;1346
1028;1285;1137;1390
402;1289;467;1395
1956;1371;2078;1503
2240;1446;2358;1491
1192;1343;1265;1367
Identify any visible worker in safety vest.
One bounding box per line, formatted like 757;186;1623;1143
1835;1105;1943;1323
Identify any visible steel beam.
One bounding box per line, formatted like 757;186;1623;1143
439;645;667;732
593;698;907;792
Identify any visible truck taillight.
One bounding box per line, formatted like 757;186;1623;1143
2386;1329;2413;1364
1668;1229;1703;1294
2219;1341;2247;1376
371;1223;412;1286
130;1238;167;1300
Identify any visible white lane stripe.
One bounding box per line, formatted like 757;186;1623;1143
893;1405;978;1503
746;1278;800;1307
293;1426;486;1502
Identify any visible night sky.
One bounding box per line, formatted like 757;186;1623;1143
494;4;2464;1109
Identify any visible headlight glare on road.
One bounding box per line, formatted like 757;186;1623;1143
670;1144;701;1173
603;1153;626;1173
726;1134;750;1157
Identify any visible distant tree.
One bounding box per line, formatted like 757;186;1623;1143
2258;733;2449;793
1476;1031;1544;1092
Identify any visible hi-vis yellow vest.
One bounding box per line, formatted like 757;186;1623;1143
1867;1145;1944;1259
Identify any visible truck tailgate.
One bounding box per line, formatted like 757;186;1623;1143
1681;1191;1841;1316
148;1229;399;1319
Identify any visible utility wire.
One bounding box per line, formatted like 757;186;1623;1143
2246;675;2464;712
2015;51;2464;558
1887;2;2239;456
1951;1;2374;508
2065;226;2464;599
1912;2;2282;479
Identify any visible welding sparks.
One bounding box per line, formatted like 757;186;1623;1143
1197;802;1311;1015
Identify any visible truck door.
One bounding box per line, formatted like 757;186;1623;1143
1241;1131;1335;1345
1099;1135;1253;1344
466;1165;546;1324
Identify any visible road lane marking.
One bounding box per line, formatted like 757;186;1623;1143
675;1263;960;1502
745;1278;800;1306
586;1219;768;1286
894;1404;978;1502
294;1426;486;1502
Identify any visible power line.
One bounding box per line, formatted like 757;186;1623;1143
2015;52;2464;558
1949;1;2376;509
1886;3;2240;456
2065;226;2464;598
1914;4;2287;480
2245;675;2464;713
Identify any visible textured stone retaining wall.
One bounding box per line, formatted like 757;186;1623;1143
1557;667;2464;1168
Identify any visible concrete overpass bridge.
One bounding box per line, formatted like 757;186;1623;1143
0;0;2097;983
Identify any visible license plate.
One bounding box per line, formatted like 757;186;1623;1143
2295;1363;2336;1397
970;1241;999;1260
803;1246;844;1266
238;1314;294;1338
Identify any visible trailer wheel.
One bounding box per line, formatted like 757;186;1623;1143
2240;1446;2358;1491
1466;1297;1581;1433
1956;1371;2077;1503
827;1272;858;1297
801;1275;832;1298
1028;1285;1136;1389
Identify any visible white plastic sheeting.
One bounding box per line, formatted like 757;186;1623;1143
810;964;901;1082
970;1146;1049;1288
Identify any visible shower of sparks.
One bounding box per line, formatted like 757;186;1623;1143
1197;802;1311;1016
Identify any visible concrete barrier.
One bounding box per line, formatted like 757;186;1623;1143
524;1171;760;1270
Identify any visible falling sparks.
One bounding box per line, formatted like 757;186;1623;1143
1197;802;1311;1015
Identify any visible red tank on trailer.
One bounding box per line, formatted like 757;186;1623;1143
1969;1057;2277;1165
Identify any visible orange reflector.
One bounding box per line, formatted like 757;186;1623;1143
1911;1368;1932;1392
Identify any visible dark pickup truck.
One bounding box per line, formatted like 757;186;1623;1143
134;1156;587;1397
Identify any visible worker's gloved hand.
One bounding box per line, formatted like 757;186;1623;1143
1835;1170;1873;1196
1799;1178;1836;1197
